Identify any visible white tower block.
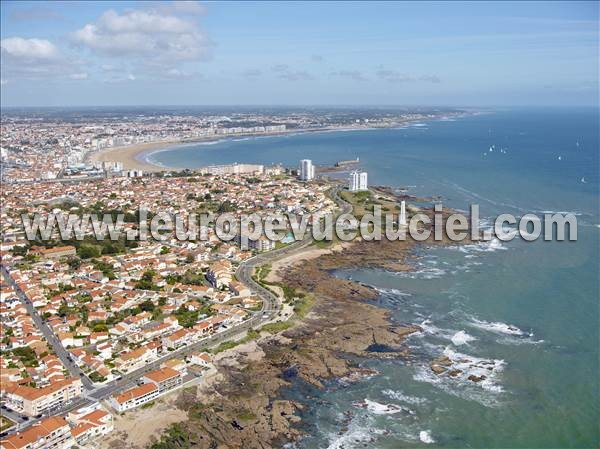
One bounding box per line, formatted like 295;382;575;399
399;200;407;226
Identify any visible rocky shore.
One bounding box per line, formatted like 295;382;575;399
141;206;469;449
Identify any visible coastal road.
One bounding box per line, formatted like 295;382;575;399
0;265;94;390
235;184;351;316
1;184;352;435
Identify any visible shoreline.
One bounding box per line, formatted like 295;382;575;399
131;205;473;449
85;113;470;172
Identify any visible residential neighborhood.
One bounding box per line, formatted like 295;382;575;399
0;158;335;446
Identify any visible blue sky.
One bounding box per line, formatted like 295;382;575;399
0;1;598;107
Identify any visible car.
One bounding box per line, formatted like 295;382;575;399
22;417;29;421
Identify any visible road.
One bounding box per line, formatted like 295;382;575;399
0;184;351;434
0;265;94;390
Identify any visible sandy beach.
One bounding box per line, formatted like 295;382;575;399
85;121;431;173
85;129;325;172
86;140;181;172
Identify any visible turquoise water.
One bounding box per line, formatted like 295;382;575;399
150;108;599;448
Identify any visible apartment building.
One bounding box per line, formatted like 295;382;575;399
68;408;114;445
0;416;74;449
35;246;77;259
109;383;158;413
142;367;182;393
114;347;155;374
3;378;83;417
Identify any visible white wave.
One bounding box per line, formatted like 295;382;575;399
382;389;428;405
456;237;508;254
468;318;525;336
396;266;447;280
412;346;505;407
326;417;379;449
496;336;545;346
538;210;584;217
442;347;505;393
451;330;476;346
375;287;412;297
420;430;435;444
417;319;468;344
418;319;446;336
358;399;406;415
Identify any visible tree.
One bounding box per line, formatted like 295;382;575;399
92;322;108;332
58;301;71;317
140;299;155;312
67;256;82;270
11;246;28;257
78;244;101;259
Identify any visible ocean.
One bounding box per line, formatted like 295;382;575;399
148;108;599;448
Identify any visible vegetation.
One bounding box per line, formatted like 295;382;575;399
212;340;240;354
174;306;199;328
135;269;161;291
237;409;257;421
88;371;107;383
293;294;315;319
93;259;116;279
259;321;293;334
148;423;193;449
12;346;39;367
165;270;205;286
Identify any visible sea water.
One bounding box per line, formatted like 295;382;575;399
149;107;599;448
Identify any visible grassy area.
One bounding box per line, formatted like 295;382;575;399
211;329;261;354
141;400;155;409
293;294;315;319
259;321;293;334
340;189;399;220
212;340;241;354
0;416;16;432
237;409;257;421
313;237;336;249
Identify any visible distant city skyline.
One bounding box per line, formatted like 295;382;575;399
0;1;598;107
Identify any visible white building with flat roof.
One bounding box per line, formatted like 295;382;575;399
299;159;315;181
349;170;368;192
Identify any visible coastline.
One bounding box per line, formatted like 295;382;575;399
130;205;472;449
85;114;470;172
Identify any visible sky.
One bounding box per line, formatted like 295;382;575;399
0;1;598;107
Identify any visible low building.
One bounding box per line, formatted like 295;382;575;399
36;246;77;259
110;383;158;413
114;346;154;374
0;416;74;449
3;378;83;417
68;407;114;445
142;367;182;393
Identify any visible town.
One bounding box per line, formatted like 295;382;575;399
0;151;344;448
0;107;458;183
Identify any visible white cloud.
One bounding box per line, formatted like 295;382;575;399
0;37;83;81
127;73;136;81
163;68;202;80
376;68;441;83
0;37;61;61
71;8;210;63
331;70;367;81
69;72;88;80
